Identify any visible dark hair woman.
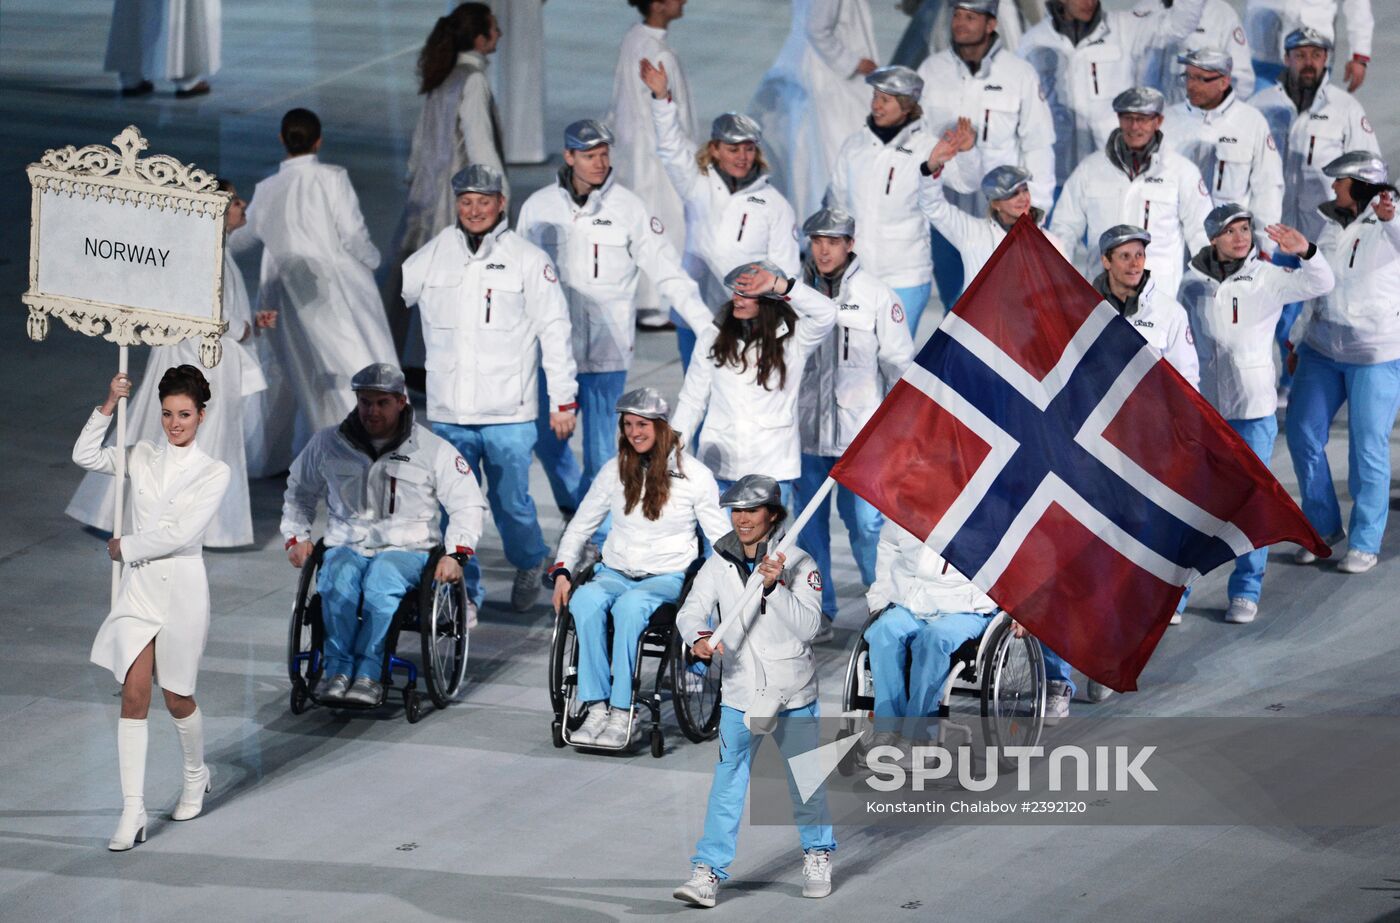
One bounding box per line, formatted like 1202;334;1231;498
546;388;731;750
72;366;232;851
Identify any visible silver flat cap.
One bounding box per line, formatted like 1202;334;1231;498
615;386;670;420
1322;151;1389;185
719;474;784;510
564;118;614;151
1098;224;1152;255
865;65;923;100
710;112;763;145
1204;203;1253;239
1112;86;1166;116
723;260;789;298
1285;27;1332;52
953;0;999;14
981;164;1032;201
451;163;504;196
802;207;856;239
351;363;407;396
1178;47;1233;77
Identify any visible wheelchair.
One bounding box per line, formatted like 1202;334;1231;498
287;540;470;723
838;608;1045;772
548;557;722;757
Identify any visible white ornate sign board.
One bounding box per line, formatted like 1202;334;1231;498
23;125;230;367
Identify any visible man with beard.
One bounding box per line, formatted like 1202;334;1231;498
1245;0;1372;90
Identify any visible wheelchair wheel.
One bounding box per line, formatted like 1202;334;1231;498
650;727;665;758
979;617;1046;754
289;683;309;715
287;547;324;703
420;569;470;710
404;688;423;724
548;606;574;719
670;631;722;743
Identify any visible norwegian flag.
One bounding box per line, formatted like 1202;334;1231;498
830;216;1327;691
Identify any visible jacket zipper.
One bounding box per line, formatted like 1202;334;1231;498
941;561;949;575
842;327;850;360
1232;296;1238;324
1307;135;1316;166
593;243;599;278
885;166;895;195
1143;200;1151;227
982;108;991;142
389;476;397;515
1350;239;1361;268
485;288;492;324
1091;62;1099;95
1216;161;1226;191
737;213;748;242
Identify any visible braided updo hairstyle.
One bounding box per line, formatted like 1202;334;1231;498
158;365;212;410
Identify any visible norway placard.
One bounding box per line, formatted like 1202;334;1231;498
23;125;230;367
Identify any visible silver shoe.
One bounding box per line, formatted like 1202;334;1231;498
673;864;718;908
1224;598;1258;624
802;850;833;898
511;563;545;612
1295;530;1345;565
1337;549;1378;574
1044;681;1071;725
318;673;351;702
570;704;611;746
592;708;634;748
342;676;382;706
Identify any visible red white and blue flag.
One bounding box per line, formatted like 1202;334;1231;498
831;216;1328;692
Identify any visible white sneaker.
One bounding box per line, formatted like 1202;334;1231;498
1337;549;1378;574
1044;681;1071;725
511;563;545;611
1224;598;1258;624
802;850;833;898
593;707;634;748
1169;611;1182;625
1295;530;1345;565
570;703;610;746
673;864;718;908
465;600;479;629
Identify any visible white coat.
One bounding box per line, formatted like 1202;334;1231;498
1244;0;1373;67
675;527;824;712
650;96;801;310
866;521;997;616
74;409;231;696
797;256;915;456
1179;246;1334;418
67;253;265;548
280;410;486;555
671;283;838;482
1135;0;1255;106
916;163;1067;285
1292;201;1400;366
553;448;731;579
1251;80;1379;243
1162;91;1284;244
607;22;696;311
516;171;712;374
401;221;577;426
1049;141;1213;301
1096;273;1201;389
1017;0;1207;186
395;51;508;263
104;0;219;83
749;0;879;222
487;0;546;165
917;37;1058;211
236;155;397;440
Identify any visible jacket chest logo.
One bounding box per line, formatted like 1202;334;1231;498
1133;319;1155;328
485;262;507;270
1309;113;1330;122
984;84;1004;92
1217;136;1239;144
1143;176;1165;184
895;145;914;155
745;195;767;205
839;302;862;312
591;218;613;226
389;453;411;462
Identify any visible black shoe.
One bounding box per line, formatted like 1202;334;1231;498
120;80;154;97
174;81;211;99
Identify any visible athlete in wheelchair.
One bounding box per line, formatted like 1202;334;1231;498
842;520;1047;767
281;364;487;720
548;388;730;752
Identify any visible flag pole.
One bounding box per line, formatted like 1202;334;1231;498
110;345;128;606
708;477;836;649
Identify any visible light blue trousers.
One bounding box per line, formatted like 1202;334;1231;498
1227;415;1280;601
1286;345;1400;555
570;564;686;709
692;702;837;879
534;370;628;516
430;420;549;606
865;606;992;737
318;547;429;680
795;453;882;618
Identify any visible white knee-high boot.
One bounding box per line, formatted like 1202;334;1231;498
170;707;211;821
109;718;148;851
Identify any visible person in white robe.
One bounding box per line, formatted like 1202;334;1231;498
103;0;219;97
386;4;507;363
749;0;880;223
487;0;547;164
67;180;269;548
608;0;696;328
73;367;231;851
233;109;396;457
